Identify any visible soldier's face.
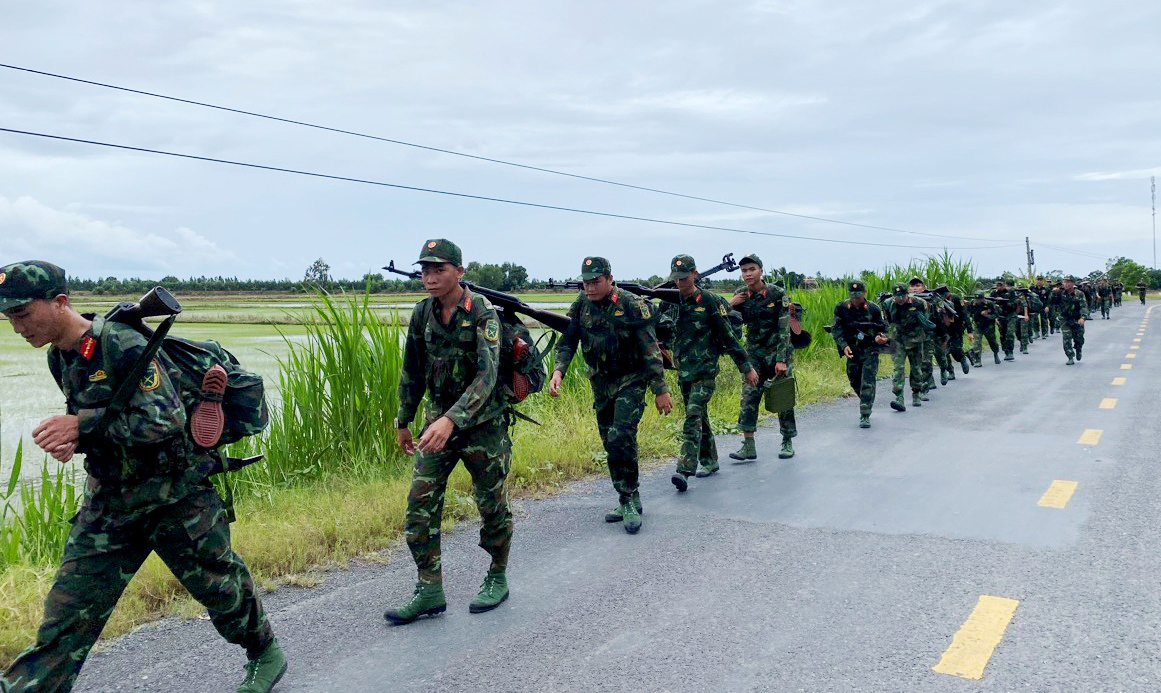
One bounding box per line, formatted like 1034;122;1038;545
909;283;924;294
582;275;613;302
3;298;66;349
740;263;763;288
675;274;698;297
420;262;464;299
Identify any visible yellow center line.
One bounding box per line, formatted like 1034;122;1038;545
1078;429;1103;445
1121;364;1133;370
1038;480;1079;509
1131;345;1140;350
1112;377;1127;385
1133;338;1142;343
1099;398;1117;409
1126;353;1137;359
933;596;1020;680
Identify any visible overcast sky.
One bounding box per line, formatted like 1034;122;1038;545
1;0;1159;282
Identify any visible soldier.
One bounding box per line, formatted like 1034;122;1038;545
1113;281;1124;307
1048;280;1064;332
967;290;1002;366
1014;286;1032;353
0;261;284;693
1138;281;1148;305
1059;275;1091;365
387;239;515;625
668;255;757;490
550;257;673;532
1096;278;1112;319
830;280;889;427
941;287;971;377
908;278;942;394
884;283;933;410
728;254;794;462
990;280;1019;360
1033;276;1052;336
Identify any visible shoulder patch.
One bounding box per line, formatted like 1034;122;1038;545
484;319;500;344
718;303;728;316
139;360;162;392
640;301;652;319
610;291;620;304
88;369;108;382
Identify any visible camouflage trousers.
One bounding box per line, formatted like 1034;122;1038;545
738;358;796;440
1141;291;1148;305
4;487;272;693
921;335;941;392
1099;298;1111;318
892;340;925;395
1033;311;1050;337
406;416;513;585
971;322;1000;362
678;378;718;473
946;332;967;365
1061;322;1085;358
845;350;880;415
998;316;1019;354
594;381;647;504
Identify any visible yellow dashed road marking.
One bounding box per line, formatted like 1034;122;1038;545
1078;429;1103;445
1112;377;1127;385
1126;353;1137;359
1134;338;1142;342
1099;398;1117;409
1131;345;1140;349
933;596;1020;680
1122;364;1133;370
1038;480;1079;509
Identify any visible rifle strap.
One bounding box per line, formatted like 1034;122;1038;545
94;315;178;438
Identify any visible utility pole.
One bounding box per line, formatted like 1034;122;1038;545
1025;236;1034;280
1152;176;1156;269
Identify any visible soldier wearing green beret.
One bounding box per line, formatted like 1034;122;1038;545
387;239;515;624
0;261;285;693
550;256;673;532
728;253;796;461
830;280;889;427
666;255;756;490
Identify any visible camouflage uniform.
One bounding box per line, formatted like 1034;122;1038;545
831;283;888;421
1;261;274;693
943;292;970;374
397;284;512;586
884;287;933;405
669;256;751;475
966;294;1001;365
1059;282;1091;362
1032;282;1052;336
1096;282;1112;318
990;286;1019;358
733;277;795;442
554;260;668;506
1140;283;1148;305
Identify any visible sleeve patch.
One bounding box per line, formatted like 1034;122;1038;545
718;303;728;316
640;302;652;319
484;319;500;344
140;360;162;392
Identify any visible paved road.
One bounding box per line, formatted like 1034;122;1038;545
76;304;1160;692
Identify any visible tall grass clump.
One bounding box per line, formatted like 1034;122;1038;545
0;429;81;572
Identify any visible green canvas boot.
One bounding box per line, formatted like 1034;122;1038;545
858;414;871;429
994;352;1001;364
961;357;970;374
621;501;642;534
469;572;509;614
1066;356;1075;365
890;394;906;412
384;582;447;625
912;393;922;407
946;369;956;381
728;438;757;460
604;491;642;522
778;437;794;459
695;462;720;478
236;639;287;693
940;369;948;386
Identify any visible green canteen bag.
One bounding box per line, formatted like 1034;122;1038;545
763;375;796;414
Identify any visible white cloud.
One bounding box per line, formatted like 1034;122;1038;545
1074;167;1161;182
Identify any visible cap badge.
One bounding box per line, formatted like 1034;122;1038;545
427;241;437;249
585;259;592;266
675;260;683;266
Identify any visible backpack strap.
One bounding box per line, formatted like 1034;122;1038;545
93;316;179;437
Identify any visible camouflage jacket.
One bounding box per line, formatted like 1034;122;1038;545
554;288;668;403
733;283;792;365
884;297;933;345
672;288;751;383
397;289;506;430
831;300;887;355
989;289;1018;316
966;299;997;328
1059;288;1091;324
47;316;210;513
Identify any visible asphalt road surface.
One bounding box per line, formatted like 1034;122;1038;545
75;303;1160;692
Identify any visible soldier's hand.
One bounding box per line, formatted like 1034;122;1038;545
1078;318;1085;326
774;361;788;377
746;368;760;385
729;293;746;308
874;334;889;345
842;346;854;359
548;370;565;398
417;416;455;454
32;415;79;457
50;442;76;463
655;393;674;415
396;427;417;456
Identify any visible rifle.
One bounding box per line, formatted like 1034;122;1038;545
651;253;740;290
384;261;570;333
105;286;183;337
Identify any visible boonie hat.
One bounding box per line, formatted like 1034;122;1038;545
0;260;68;312
580;257;611;281
670;254;697;280
416;239;463;266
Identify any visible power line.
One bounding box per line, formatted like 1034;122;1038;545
0;126;1024;252
1030;242;1107;261
0;62;1015;244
